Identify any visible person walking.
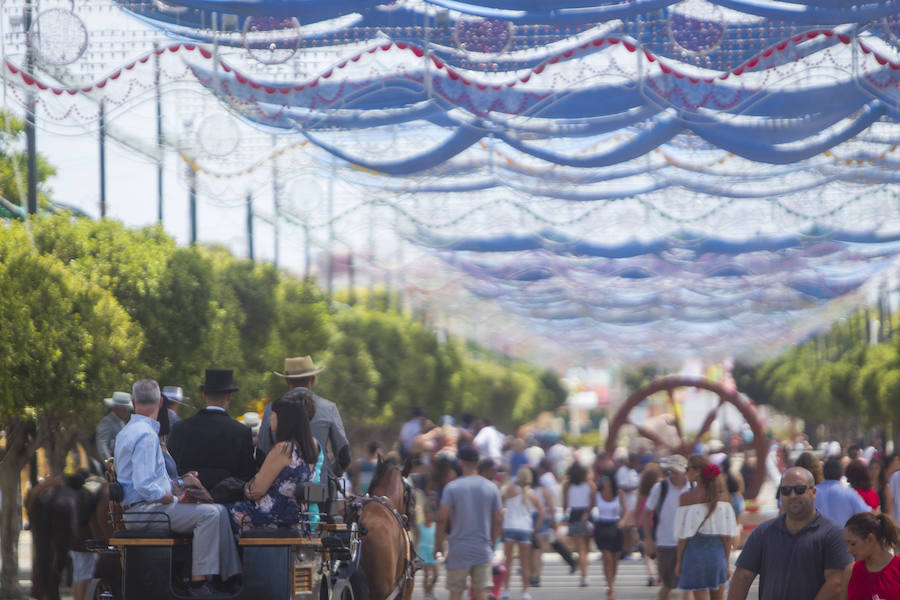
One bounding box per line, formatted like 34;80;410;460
435;445;503;600
562;461;596;587
615;453;641;558
816;456;872;527
534;458;577;575
846;458;880;511
499;466;544;600
593;471;626;599
643;454;692;600
674;455;738;600
727;466;852;600
636;462;662;587
842;512;900;600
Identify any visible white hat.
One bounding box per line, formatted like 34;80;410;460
659;454;687;473
162;386;188;404
242;412;261;436
104;391;133;410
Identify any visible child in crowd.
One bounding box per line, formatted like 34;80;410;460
418;501;439;600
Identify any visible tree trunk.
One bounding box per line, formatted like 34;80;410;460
0;421;31;600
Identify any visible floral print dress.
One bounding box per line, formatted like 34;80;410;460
228;445;324;532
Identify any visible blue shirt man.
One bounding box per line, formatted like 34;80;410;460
114;379;241;596
814;457;871;526
115;413;172;507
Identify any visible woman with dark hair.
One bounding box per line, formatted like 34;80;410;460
593;470;626;599
846;458;880;511
227;392;322;532
562;461;596;587
673;455;738;600
842;512;900;599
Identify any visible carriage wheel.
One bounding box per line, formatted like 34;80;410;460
331;579;355;600
85;577;119;600
603;376;769;499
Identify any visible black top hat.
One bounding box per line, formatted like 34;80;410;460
199;369;239;393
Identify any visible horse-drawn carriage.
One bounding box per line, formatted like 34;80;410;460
56;456;417;600
82;478;362;600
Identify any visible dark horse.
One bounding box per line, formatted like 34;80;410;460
24;469;114;600
351;457;419;600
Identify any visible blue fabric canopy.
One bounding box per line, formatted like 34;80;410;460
13;0;900;363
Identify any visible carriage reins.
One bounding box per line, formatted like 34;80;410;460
351;492;423;600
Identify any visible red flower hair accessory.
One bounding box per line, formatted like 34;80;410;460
702;463;721;480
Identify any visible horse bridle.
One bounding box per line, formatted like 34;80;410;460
352;480;422;600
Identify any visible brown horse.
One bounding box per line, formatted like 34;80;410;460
24;470;114;600
353;457;419;600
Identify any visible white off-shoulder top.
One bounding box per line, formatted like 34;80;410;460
673;501;739;540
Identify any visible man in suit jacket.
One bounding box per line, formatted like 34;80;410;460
258;356;351;481
167;369;256;491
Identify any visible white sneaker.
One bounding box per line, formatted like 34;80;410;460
500;591;510;600
521;593;532;600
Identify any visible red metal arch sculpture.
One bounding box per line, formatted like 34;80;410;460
604;376;769;499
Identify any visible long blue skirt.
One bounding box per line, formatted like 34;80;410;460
677;534;728;591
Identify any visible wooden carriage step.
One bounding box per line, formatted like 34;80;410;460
108;537;189;547
238;537;320;546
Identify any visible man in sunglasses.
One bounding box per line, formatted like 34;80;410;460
727;467;851;600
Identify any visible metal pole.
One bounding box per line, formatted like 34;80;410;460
24;0;37;215
327;160;334;301
188;164;197;244
99;101;106;218
155;43;164;223
348;253;355;305
272;136;279;267
303;224;311;280
247;193;254;262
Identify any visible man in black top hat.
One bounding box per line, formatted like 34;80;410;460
167;369;256;492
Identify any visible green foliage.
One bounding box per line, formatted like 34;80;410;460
736;306;900;428
0;219;141;444
2;215;567;444
0;110;56;208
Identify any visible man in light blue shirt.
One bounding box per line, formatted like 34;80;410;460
115;379;241;596
814;457;871;526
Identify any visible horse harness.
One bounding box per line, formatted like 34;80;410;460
350;492;423;600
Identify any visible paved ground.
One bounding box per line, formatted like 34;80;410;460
8;530;759;599
407;551;760;600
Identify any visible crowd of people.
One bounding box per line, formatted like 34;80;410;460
87;362;900;600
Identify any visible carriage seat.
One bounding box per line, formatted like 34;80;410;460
105;462;191;544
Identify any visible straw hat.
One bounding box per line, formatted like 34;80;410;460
273;356;325;379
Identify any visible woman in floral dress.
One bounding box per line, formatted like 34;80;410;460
228;392;323;532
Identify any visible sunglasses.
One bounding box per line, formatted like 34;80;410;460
779;484;811;496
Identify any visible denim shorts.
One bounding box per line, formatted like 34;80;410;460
503;528;533;543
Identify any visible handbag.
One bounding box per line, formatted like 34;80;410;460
211;476;248;503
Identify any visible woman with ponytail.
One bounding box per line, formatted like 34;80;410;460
842;512;900;599
673;454;738;600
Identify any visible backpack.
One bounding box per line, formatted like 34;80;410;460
651;480;668;541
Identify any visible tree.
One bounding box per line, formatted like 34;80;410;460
0;221;140;598
0;111;55;210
